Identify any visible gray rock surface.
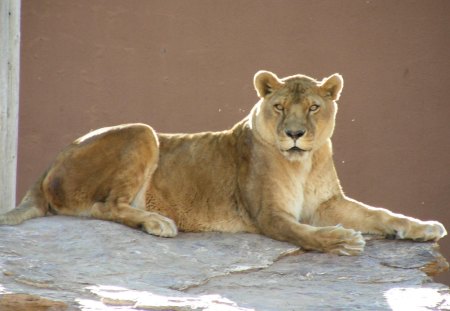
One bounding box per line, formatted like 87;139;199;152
0;216;448;310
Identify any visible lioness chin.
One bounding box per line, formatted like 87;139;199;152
1;70;446;255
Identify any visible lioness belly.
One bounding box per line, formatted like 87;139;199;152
145;191;258;233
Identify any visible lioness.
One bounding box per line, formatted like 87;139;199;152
1;71;446;255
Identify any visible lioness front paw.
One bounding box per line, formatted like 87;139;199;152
315;226;365;256
399;220;447;242
141;213;178;238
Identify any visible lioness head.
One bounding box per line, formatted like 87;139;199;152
251;70;343;161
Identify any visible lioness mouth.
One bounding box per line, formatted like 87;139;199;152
288;146;306;153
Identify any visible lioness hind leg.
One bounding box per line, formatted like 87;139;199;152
91;202;178;237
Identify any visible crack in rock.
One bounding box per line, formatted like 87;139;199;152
174;248;303;292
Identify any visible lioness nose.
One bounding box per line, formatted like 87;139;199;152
285;129;305;140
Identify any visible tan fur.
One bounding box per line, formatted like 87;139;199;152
1;71;446;255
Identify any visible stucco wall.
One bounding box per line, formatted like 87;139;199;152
18;0;450;283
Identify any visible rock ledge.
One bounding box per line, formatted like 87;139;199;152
0;216;448;310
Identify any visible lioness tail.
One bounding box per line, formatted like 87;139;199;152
0;174;49;225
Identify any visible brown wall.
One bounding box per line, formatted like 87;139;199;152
19;1;450;283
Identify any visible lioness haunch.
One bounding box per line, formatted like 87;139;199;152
1;71;446;255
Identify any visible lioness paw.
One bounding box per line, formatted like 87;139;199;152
141;214;178;238
405;220;447;242
316;226;365;256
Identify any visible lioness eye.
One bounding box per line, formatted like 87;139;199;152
274;104;284;111
309;104;320;112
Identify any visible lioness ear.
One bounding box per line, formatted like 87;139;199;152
320;73;344;101
254;70;284;98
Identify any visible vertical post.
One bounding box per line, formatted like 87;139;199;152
0;0;21;213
